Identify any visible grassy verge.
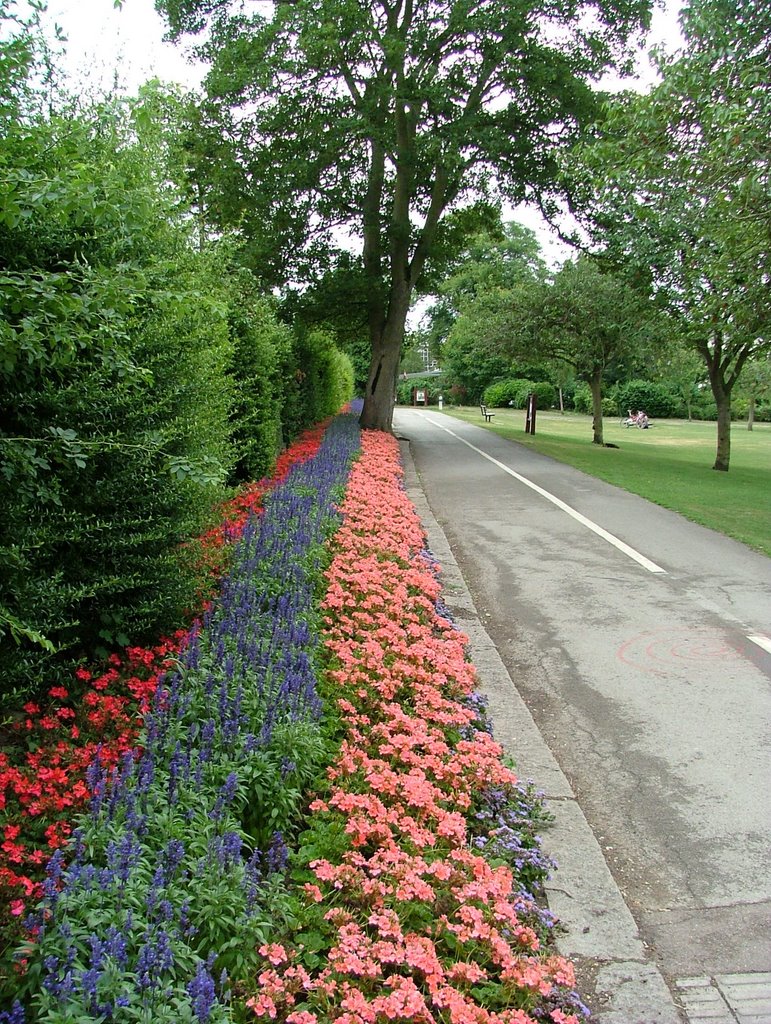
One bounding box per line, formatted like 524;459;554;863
439;407;771;558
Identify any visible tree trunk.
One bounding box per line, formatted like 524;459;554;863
747;396;755;431
712;386;731;471
360;288;411;431
558;386;564;414
703;346;733;470
589;371;604;445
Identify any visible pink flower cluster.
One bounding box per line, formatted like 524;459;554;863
244;431;581;1024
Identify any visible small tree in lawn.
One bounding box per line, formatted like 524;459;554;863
736;355;771;431
651;341;706;421
157;0;654;432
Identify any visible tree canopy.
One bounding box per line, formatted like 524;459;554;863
448;256;661;442
158;0;654;430
565;0;770;469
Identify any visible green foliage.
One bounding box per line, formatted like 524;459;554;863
395;376;444;405
454;258;664;442
290;329;355;435
228;287;288;484
441;302;515;403
617;379;680;418
0;91;237;697
157;0;654;430
483;379;532;408
484;378;557;410
529;381;558;410
280;254;372;392
567;0;771;467
328;347;356;412
572;383;617;416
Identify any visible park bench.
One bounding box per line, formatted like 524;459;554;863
480;404;495;422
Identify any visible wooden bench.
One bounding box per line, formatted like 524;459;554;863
480;404;495;422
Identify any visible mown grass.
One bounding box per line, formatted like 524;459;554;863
440;406;771;557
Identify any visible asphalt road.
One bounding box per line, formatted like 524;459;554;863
394;407;771;985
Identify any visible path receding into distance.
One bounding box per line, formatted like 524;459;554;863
394;407;771;1022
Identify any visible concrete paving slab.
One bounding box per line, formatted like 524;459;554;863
715;973;771;1024
542;798;646;961
592;962;684;1023
640;903;771;976
674;978;735;1024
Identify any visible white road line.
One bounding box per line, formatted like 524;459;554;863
747;635;771;656
420;414;668;575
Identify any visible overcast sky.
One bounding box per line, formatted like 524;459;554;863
43;0;685;98
42;0;205;95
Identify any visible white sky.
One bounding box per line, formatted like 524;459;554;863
39;0;684;267
42;0;206;95
42;0;685;97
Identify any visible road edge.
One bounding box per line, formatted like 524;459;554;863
399;437;687;1024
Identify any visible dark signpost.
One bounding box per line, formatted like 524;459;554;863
525;392;537;435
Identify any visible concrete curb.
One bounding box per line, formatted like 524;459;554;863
400;438;687;1024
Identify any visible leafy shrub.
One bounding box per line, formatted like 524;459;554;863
529;380;557;409
617;379;680;418
228;289;287;484
688;394;718;420
281;330;355;441
395;376;444;404
327;347;356;415
573;383;616;416
482;378;533;407
0;102;236;698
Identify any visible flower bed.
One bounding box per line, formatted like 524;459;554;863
241;431;586;1024
0;420;332;962
1;414;361;1022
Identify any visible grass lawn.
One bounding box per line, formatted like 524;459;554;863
439;406;771;558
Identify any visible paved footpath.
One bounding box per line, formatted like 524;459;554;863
395;407;771;1024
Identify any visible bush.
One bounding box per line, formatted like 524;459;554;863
573;383;616;416
530;381;557;410
483;378;534;407
689;394;718;420
617;379;680;418
395;376;445;404
0;251;236;696
0;104;236;698
292;329;355;433
228;289;288;484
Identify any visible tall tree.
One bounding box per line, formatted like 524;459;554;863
566;0;771;469
158;0;653;430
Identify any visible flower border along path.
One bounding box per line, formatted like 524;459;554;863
243;430;586;1024
3;413;362;1024
0;417;333;950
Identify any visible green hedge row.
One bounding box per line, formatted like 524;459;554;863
0;88;353;700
